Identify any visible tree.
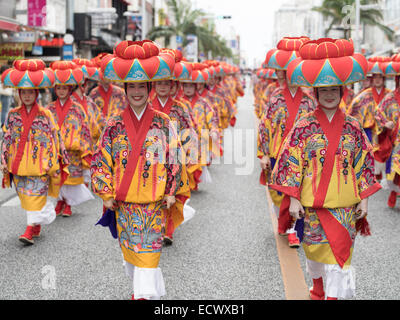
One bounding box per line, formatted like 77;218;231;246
312;0;394;41
146;0;232;59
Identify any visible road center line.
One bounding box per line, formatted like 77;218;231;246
265;186;310;300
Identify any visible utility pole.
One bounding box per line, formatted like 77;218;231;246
141;0;147;39
355;0;360;52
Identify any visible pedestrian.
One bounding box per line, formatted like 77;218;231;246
0;65;13;128
0;59;69;245
91;40;190;300
270;38;382;300
47;61;94;217
258;36;316;248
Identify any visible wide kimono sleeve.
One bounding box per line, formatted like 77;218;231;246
45;108;70;197
269;123;306;201
257;108;270;159
0;110;13;188
353;123;382;199
90;118;115;202
164;119;185;197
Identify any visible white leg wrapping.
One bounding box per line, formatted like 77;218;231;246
26;199;56;225
306;259;355;299
58;184;94;206
182;199;196;225
124;260;166;300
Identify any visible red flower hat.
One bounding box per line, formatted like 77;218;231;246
287;38;368;87
1;59;55;89
50;60;84;86
101;40;175;82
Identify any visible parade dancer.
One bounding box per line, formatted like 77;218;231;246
0;59;69;244
148;56;198;245
91;40;190;300
89;53;127;123
271;38;381;300
258;36;316;248
47;61;94;217
375;54;400;207
180;63;218;186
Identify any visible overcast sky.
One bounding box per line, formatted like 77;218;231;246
193;0;286;67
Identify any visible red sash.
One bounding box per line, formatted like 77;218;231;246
281;87;304;145
151;96;173;115
199;89;209;98
189;93;200;108
262;87;303;186
98;84;113;117
55;98;73;128
11;103;40;174
313;107;353;268
372;87;386;105
115;105;155;202
72;92;88;115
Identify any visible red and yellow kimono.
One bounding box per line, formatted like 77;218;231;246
151;96;202;191
378;90;400;180
374;90;400;180
338;87;355;114
71;92;104;144
1;103;69;211
89;84;127;126
270;107;381;268
91;105;190;268
348;87;391;142
47;98;92;186
258;87;316;206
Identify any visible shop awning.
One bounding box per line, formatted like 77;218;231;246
0;16;20;32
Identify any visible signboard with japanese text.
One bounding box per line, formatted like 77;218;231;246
0;44;25;60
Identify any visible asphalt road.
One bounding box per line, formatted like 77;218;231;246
1;84;399;300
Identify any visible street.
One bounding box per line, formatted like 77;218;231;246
0;85;399;300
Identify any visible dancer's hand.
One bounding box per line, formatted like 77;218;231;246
104;199;117;210
260;155;271;171
384;121;395;130
355;199;368;220
289;197;305;220
163;195;176;209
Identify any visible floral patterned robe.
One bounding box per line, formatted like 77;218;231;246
1;103;69;211
270;107;381;267
91;104;190;268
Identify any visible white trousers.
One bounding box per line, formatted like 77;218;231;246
306;258;356;299
58;184;94;206
123;260;166;300
26;199;56;226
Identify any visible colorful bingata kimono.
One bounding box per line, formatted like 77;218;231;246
348;87;391;142
373;90;400;179
1;102;69;212
257;86;316;206
258;81;279;119
91;104;190;268
89;83;127;126
47;98;92;186
338;86;355;114
151;96;203;191
270;107;381;270
71;92;104;144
